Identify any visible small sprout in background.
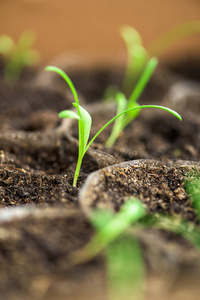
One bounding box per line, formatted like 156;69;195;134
120;25;148;96
105;57;158;148
0;30;40;81
105;21;200;147
120;21;200;96
71;197;146;300
70;180;200;299
78;197;146;260
46;66;182;187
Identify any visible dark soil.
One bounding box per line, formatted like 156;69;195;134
0;60;200;300
79;160;200;221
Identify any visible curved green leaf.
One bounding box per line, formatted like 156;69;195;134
86;104;182;151
45;66;79;106
71;197;146;262
73;103;92;154
120;25;142;47
58;110;80;120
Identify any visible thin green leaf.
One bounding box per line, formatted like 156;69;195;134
115;92;128;113
45;66;79;106
105;92;128;148
58;110;80;120
72;198;146;262
73;103;92;155
128;57;158;107
124;45;148;94
86;104;182;152
120;26;148;94
120;25;142;47
128;45;148;76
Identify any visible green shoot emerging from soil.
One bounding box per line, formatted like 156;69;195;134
71;191;200;299
45;66;182;187
120;21;200;96
105;57;158;148
120;25;148;95
105;21;200;147
0;31;40;81
71;197;146;300
72;187;200;298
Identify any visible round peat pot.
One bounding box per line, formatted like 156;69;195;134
79;159;200;221
79;159;200;291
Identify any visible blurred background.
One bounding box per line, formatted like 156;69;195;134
0;0;199;65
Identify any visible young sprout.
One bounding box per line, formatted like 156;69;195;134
105;57;158;148
120;21;200;95
105;22;200;147
120;25;148;95
45;66;182;187
71;197;146;300
0;31;40;81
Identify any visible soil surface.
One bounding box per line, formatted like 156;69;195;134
0;59;200;300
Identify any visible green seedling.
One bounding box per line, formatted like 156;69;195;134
120;21;200;96
106;21;200;148
77;197;146;261
46;65;181;187
70;179;200;299
0;31;40;81
120;25;149;95
76;195;200;299
105;57;158;148
71;197;146;300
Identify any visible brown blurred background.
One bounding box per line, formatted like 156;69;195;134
0;0;199;64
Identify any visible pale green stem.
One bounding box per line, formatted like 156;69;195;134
73;152;83;187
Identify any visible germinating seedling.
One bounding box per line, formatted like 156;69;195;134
0;31;40;81
105;22;200;147
72;182;200;298
120;25;148;95
105;57;158;147
45;66;182;187
71;197;146;300
120;21;200;96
